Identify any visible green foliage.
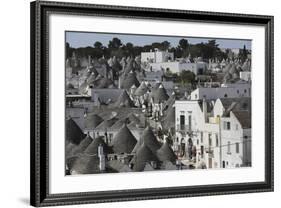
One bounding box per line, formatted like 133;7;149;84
108;37;122;49
66;37;230;61
174;71;196;84
238;45;249;62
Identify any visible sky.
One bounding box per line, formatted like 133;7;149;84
66;31;251;50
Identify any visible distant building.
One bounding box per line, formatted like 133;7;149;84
240;71;251;81
190;82;251;100
141;48;174;63
141;49;207;75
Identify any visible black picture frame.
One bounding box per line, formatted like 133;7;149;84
30;0;274;207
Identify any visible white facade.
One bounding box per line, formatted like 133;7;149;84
148;61;207;74
141;50;207;74
149;62;207;74
240;71;251;81
174;98;251;169
190;84;251;100
141;49;174;64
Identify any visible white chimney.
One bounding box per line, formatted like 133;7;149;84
118;76;121;89
98;144;105;171
99;155;105;171
98;144;103;156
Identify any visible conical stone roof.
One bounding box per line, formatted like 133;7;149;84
162;107;175;130
120;72;140;89
94;77;114;89
112;124;137;154
123;59;134;74
156;142;177;162
84;114;103;129
131;144;159;172
66;118;85;145
70;135;93;156
95;117;118;131
127;113;140;124
164;92;176;109
223;63;232;73
84;136;108;155
151;82;161;94
66;142;77;157
114;90;135;108
131;137;143;154
152;84;169;103
142;126;161;154
70;155;101;175
134;81;148;96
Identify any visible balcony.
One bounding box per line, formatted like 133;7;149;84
176;124;191;133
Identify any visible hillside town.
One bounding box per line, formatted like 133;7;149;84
65;37;252;175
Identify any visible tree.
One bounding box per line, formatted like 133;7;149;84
239;44;248;62
65;42;70;58
177;39;189;57
178;39;188;50
125;42;134;56
108;37;122;49
160;41;170;51
175;70;196;84
94;41;103;49
151;42;162;50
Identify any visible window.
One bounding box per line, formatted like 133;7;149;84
237;89;239;94
195;94;198;99
224;94;228;98
223;121;231;130
208;134;212;146
215;134;219;147
244;89;247;93
236;142;239;153
236;124;239;130
227;141;231;154
188;115;192;131
197;139;199;145
180;115;185;130
200;132;203;143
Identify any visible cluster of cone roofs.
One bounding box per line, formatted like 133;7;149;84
66;54;176;109
68;56;143;92
66;118;177;174
221;59;251;83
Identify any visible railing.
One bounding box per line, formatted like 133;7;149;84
176;124;191;132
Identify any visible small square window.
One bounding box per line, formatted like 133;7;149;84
224;121;231;130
